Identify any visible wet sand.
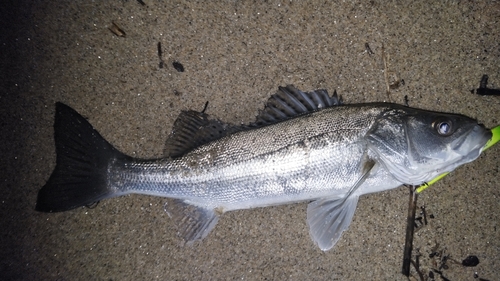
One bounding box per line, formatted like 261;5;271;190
1;1;499;280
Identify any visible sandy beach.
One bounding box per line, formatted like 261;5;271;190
1;1;499;280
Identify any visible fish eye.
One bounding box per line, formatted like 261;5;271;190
433;119;454;136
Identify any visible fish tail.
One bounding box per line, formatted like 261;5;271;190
36;103;126;212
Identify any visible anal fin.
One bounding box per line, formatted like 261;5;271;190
164;199;220;244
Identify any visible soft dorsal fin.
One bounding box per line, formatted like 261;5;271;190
253;85;342;126
164;110;242;158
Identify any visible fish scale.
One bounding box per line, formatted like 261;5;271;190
110;105;378;208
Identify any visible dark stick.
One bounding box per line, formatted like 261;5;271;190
402;185;418;276
410;259;425;281
157;42;164;69
476;74;500;96
201;101;209;113
476;88;500;96
157;42;162;58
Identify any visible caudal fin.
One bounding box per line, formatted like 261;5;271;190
36;103;126;212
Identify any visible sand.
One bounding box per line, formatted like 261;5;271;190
1;1;499;280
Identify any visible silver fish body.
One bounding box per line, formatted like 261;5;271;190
112;105;384;209
36;85;492;251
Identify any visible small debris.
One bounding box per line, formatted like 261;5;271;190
414;216;423;228
480;75;488;89
476;74;500;96
389;78;401;90
137;0;146;5
410;249;425;281
85;201;99;209
404;95;409;107
173;61;185;72
382;43;390;100
365;43;374;55
432;269;451;281
382;44;404;100
438;251;450;270
201;101;209;114
109;21;126;37
157;42;164;69
420;205;428;225
462;255;480;267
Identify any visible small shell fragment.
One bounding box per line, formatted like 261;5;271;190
109;22;126;37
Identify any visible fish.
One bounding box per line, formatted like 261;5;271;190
36;85;493;251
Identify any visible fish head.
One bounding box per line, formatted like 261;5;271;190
367;106;491;185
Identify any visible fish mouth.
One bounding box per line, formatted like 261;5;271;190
452;124;491;159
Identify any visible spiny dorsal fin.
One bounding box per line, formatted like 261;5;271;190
253;85;342;126
164;110;242;158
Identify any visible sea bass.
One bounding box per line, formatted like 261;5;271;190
36;85;492;251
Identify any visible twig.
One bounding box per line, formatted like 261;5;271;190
476;74;500;96
157;42;164;69
402;185;418;276
382;43;391;101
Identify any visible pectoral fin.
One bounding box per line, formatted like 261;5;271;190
164;199;220;244
307;159;375;251
307;195;360;251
